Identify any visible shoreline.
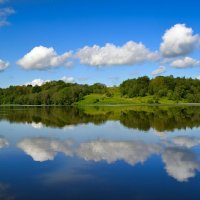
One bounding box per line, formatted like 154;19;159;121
1;103;200;107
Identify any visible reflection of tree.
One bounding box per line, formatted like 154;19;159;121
0;107;111;128
1;106;200;131
120;107;200;131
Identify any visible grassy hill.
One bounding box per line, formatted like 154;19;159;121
77;87;184;105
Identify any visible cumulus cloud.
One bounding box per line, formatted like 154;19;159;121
0;137;9;148
152;66;166;76
0;7;15;27
61;76;75;83
76;140;161;165
0;59;9;71
76;41;159;67
170;57;200;68
17;46;72;70
160;24;200;57
18;137;74;162
26;78;50;86
162;147;200;182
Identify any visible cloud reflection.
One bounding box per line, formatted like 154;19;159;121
76;140;161;165
18;138;73;162
162;147;200;182
172;136;200;148
0;137;9;149
17;135;200;182
31;122;44;129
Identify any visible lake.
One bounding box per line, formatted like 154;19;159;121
0;106;200;200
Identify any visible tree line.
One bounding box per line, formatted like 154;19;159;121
1;76;200;105
0;81;107;105
120;75;200;103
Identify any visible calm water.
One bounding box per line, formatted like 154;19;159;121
0;106;200;200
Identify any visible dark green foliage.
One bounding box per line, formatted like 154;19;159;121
89;83;107;94
0;80;109;105
1;76;200;105
120;76;150;97
120;76;200;103
120;106;200;131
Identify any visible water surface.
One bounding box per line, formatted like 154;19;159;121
0;106;200;200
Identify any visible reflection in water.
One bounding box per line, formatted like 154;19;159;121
1;106;200;199
18;138;74;162
0;137;9;149
120;108;200;131
172;136;200;148
31;122;44;129
0;182;14;200
76;140;160;165
16;136;200;182
162;147;200;182
1;106;200;131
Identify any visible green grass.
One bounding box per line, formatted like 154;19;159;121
77;87;186;105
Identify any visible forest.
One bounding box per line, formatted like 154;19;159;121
1;76;200;105
120;75;200;103
0;81;107;105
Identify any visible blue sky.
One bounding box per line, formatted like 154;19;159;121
0;0;200;87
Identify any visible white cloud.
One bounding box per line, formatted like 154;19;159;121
61;76;75;83
76;140;161;165
0;7;15;27
76;41;159;67
162;147;200;182
152;66;166;76
0;59;9;71
170;57;200;68
17;46;72;70
26;78;50;86
160;24;200;57
18;137;74;162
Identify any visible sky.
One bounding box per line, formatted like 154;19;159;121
0;0;200;87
